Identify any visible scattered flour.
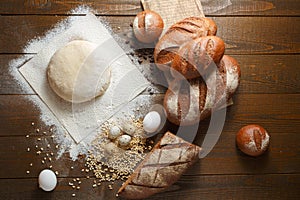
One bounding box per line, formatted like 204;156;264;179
9;5;159;160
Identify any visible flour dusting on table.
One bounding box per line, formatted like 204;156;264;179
9;6;160;161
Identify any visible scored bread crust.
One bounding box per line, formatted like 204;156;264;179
154;17;217;71
171;36;225;79
164;55;241;126
117;132;201;199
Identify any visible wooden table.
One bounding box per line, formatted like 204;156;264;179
0;0;299;199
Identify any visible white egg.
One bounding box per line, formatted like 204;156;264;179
38;169;57;192
118;135;132;146
108;126;122;139
143;111;161;133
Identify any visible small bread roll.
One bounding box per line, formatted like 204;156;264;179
154;17;217;71
133;10;164;43
236;125;270;156
171;36;225;79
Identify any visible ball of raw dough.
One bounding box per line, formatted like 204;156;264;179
47;40;111;103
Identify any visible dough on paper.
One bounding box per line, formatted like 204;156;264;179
47;40;111;103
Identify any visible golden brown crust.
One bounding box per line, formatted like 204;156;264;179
133;10;164;44
171;36;225;79
236;125;270;157
154;17;217;71
117;132;201;199
164;55;241;126
164;78;208;126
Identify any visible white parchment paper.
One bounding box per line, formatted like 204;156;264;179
19;14;150;143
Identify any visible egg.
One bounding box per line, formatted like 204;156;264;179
108;126;122;140
118;135;132;146
38;169;57;191
143;111;161;133
122;123;136;136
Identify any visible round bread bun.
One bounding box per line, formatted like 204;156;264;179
47;40;111;103
236;124;270;156
133;10;164;43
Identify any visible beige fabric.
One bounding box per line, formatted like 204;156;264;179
141;0;205;32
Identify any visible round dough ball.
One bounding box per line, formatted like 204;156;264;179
47;40;111;103
236;124;270;156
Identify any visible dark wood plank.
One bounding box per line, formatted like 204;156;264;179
0;0;299;16
205;0;300;16
0;16;63;54
0;174;299;199
1;93;299;137
0;0;142;15
0;55;35;95
0;16;299;54
1;54;299;95
0;177;121;200
236;55;300;94
212;16;300;55
0;94;299;178
0;95;47;136
0;131;299;178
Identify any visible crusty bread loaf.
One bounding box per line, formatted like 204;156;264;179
117;132;201;199
164;55;241;126
154;17;217;71
171;36;225;79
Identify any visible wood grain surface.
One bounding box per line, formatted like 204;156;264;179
1;16;299;54
0;0;299;199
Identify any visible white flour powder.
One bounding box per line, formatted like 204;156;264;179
9;6;159;160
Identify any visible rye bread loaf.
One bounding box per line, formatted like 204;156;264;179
154;17;217;72
171;36;225;79
117;132;201;199
164;55;241;126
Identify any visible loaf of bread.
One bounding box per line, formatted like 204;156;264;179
154;17;217;72
164;55;241;126
171;36;225;79
117;132;201;199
